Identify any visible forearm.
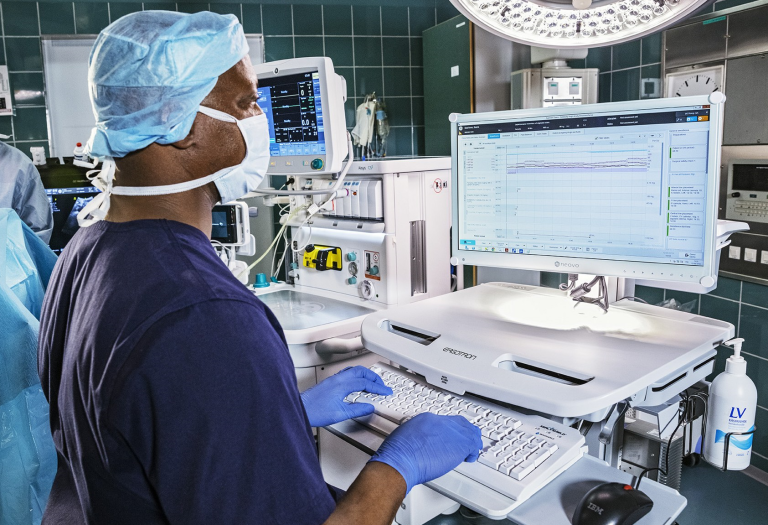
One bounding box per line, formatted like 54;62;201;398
323;462;406;525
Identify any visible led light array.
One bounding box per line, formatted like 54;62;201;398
464;0;680;39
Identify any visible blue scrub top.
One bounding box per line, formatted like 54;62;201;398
38;219;336;524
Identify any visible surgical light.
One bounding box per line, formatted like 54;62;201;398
449;0;705;47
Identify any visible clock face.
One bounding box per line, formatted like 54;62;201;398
665;66;725;98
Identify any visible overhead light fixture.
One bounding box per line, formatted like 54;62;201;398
449;0;709;48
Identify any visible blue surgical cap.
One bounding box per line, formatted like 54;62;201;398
84;10;249;158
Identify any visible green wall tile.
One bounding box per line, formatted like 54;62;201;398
9;72;45;106
714;0;754;12
701;294;740;328
385;96;411;126
323;5;351;36
74;2;109;34
413;125;425;155
355;67;382;97
293;4;322;35
408;6;434;36
262;3;293;36
109;2;143;23
264;36;294;61
642;32;662;64
598;72;611;103
411;67;422;96
611;68;640;102
210;3;242;23
3;2;40;36
0;117;13;138
353;5;380;36
5;37;42;71
742;282;768;309
436;1;460;24
39;3;77;36
0;40;5;66
411;96;423;126
739;305;768;360
294;36;323;58
752;451;768;473
540;272;565;288
178;3;208;15
335;66;354;97
612;39;640;70
382;37;409;66
143;3;177;11
383;67;410;97
12;107;48;140
569;58;586;69
754;408;768;457
354;36;381;66
634;284;664;305
381;6;408;36
324;36;353;66
344;97;356;128
389;125;412;156
586;46;611;72
710;276;742;301
410;37;422;67
242;4;262;34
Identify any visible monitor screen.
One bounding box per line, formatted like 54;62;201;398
454;99;721;283
38;161;100;255
257;70;326;158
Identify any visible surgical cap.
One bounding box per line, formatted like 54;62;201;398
85;10;249;158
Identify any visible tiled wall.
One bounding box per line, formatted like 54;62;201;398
0;0;460;158
570;0;757;103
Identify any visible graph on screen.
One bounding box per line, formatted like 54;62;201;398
457;105;712;267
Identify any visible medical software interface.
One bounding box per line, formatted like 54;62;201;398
257;70;326;157
457;105;712;267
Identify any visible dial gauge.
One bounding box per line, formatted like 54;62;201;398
665;65;725;98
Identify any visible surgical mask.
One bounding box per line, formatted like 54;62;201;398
78;106;270;227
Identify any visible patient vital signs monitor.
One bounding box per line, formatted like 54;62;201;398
253;57;347;176
452;95;725;287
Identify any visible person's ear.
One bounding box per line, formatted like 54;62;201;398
170;116;201;150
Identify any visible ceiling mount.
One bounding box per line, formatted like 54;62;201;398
449;0;711;48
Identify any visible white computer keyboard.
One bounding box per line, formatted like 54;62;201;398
345;362;586;504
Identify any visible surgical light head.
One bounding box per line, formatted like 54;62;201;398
84;10;249;159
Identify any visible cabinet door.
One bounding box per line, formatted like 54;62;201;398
664;18;727;70
423;15;472;156
723;55;768;146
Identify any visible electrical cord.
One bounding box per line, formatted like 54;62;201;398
634;392;691;490
617;296;649;304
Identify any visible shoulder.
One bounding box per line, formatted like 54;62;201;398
0;143;35;178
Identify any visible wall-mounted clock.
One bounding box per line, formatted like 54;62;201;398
664;65;725;98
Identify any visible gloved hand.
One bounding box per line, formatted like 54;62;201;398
300;366;393;427
369;412;483;494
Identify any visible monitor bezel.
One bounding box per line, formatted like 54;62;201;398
451;95;725;286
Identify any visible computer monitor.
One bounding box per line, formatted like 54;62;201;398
253;57;347;176
452;94;725;288
38;159;101;255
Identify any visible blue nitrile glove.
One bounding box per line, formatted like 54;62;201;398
300;366;393;427
369;412;483;494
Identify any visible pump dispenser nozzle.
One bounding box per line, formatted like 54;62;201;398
723;338;747;374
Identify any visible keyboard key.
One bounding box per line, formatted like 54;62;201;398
510;459;536;481
479;454;507;469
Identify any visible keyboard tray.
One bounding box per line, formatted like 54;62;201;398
325;421;686;524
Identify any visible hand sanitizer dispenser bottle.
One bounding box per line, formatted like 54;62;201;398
703;338;758;470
